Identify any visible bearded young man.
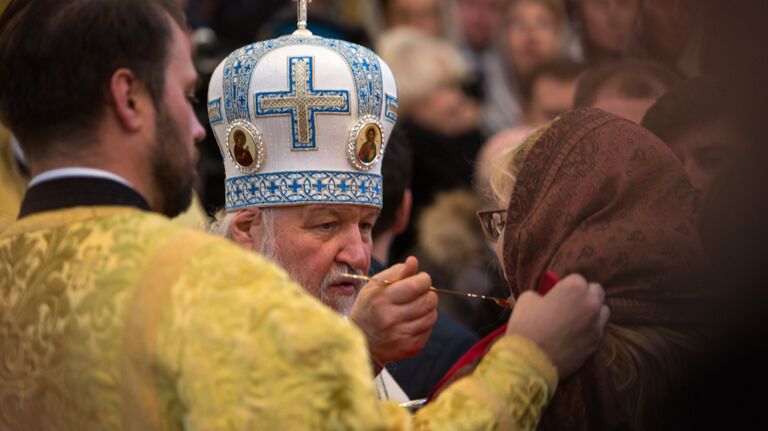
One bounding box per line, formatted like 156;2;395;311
0;0;608;429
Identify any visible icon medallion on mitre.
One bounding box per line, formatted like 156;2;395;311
226;120;265;174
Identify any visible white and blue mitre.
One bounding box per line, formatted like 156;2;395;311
207;21;398;211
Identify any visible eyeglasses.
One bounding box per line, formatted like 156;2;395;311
477;209;507;243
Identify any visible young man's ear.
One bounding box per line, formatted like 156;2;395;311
230;208;262;250
109;68;150;132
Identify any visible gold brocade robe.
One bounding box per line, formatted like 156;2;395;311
0;206;557;430
0;123;208;231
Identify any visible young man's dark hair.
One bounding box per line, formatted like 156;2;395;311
0;0;185;156
372;125;413;238
640;77;728;144
520;58;586;105
573;59;679;108
641;77;739;200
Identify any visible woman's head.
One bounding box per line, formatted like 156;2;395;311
487;127;545;208
489;108;703;425
486;127;545;272
497;109;700;299
502;0;566;80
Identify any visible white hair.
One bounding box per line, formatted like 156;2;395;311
208;207;277;250
376;27;470;114
207;207;357;315
487;124;549;207
208;209;237;239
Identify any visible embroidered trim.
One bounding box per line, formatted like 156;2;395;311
255;56;350;150
223;44;257;122
208;98;223;125
225;170;383;209
384;94;398;123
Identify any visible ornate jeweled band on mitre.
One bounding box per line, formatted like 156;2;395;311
225;171;382;209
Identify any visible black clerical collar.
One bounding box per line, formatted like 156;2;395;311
18;176;150;218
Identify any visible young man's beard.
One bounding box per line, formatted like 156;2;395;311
256;217;360;315
151;103;196;217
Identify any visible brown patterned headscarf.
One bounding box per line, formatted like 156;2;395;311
503;108;704;430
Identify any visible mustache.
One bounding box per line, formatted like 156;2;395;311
321;263;365;290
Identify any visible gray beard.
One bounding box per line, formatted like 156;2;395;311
257;230;359;316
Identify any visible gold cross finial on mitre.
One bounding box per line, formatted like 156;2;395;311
292;0;313;37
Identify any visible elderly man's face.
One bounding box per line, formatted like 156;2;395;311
255;204;379;314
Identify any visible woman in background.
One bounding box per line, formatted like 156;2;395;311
481;0;570;134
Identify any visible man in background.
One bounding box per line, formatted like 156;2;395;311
573;58;679;123
642;77;744;204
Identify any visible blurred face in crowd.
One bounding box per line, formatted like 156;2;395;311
670;117;741;201
526;75;578;124
643;0;695;62
386;0;443;36
410;82;480;136
504;0;561;79
580;0;641;55
455;0;504;51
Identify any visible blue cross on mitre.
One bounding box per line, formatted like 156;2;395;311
254;56;350;150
